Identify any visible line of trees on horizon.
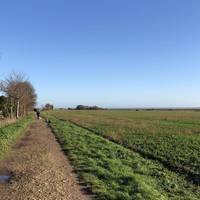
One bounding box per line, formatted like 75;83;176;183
0;72;37;119
68;105;104;110
42;103;54;111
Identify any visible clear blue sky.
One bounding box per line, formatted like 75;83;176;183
0;0;200;108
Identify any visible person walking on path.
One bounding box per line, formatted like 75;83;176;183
34;109;40;120
36;110;40;120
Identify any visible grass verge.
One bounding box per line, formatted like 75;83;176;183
0;114;34;160
44;114;200;200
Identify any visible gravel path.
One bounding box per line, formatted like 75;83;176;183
0;120;92;200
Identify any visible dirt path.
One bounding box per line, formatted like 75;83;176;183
0;120;92;200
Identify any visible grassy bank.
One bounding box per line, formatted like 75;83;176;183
0;114;34;160
51;110;200;184
44;113;200;200
0;118;16;128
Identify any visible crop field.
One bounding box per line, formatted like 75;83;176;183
43;111;200;199
47;111;200;184
48;110;200;186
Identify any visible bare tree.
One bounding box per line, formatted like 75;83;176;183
19;81;37;116
0;72;37;118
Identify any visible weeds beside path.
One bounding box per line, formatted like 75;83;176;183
0;114;33;160
0;118;16;128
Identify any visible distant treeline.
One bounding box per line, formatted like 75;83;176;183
68;105;104;110
42;103;54;111
110;108;200;111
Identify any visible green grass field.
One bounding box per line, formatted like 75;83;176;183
48;110;200;185
43;112;200;199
